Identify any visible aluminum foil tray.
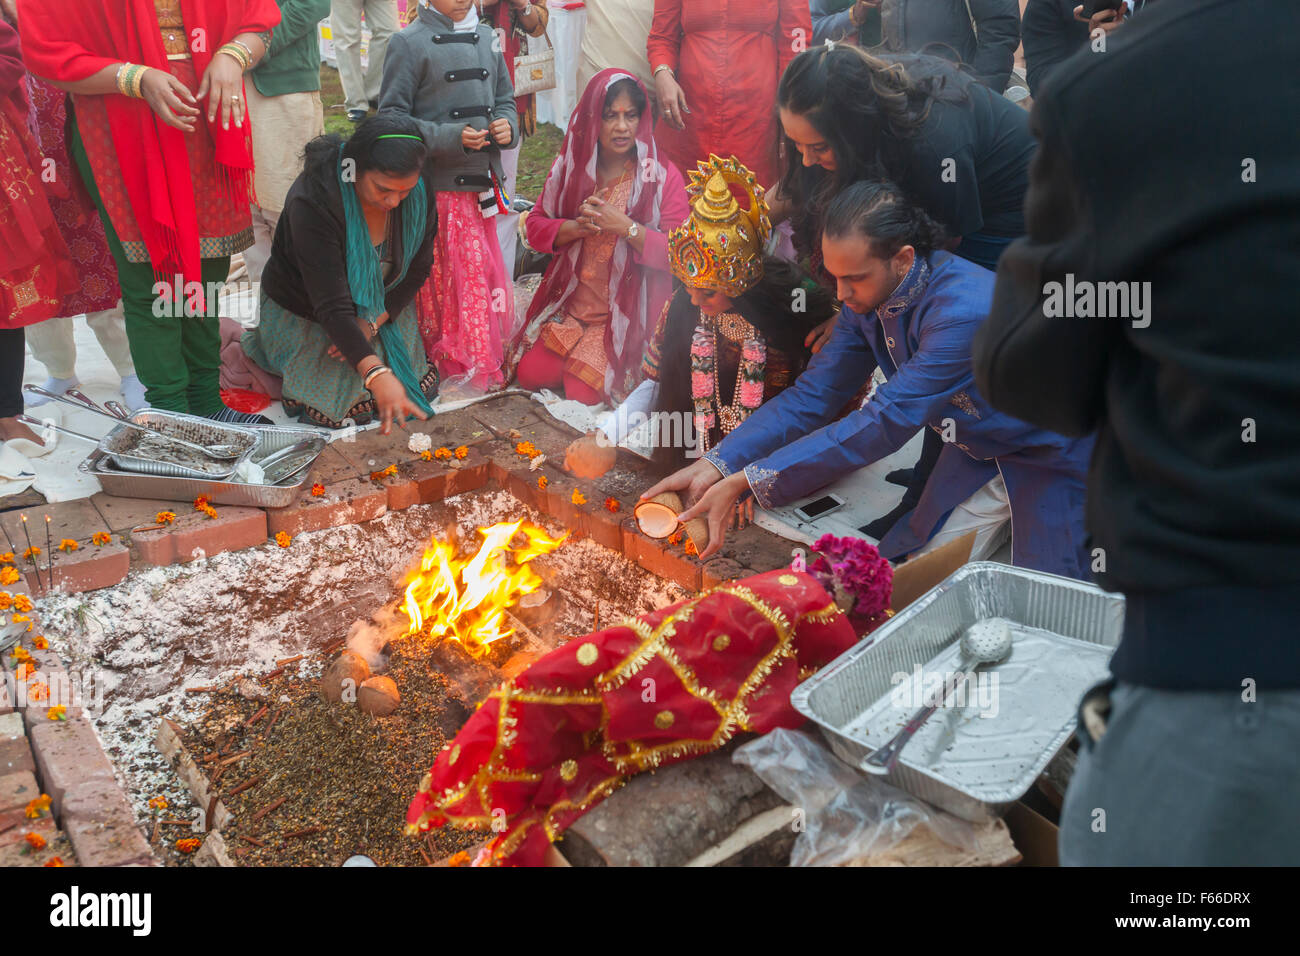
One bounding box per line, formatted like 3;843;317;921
101;409;259;479
80;424;329;509
790;562;1125;822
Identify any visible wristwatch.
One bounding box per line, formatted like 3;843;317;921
626;222;640;240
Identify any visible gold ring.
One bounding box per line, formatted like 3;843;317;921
230;94;240;102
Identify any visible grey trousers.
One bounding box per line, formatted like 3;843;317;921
1059;681;1300;865
331;0;398;112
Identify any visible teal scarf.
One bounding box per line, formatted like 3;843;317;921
337;146;434;415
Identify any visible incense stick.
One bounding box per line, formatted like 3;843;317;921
19;515;43;592
44;516;53;593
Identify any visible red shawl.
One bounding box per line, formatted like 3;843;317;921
16;0;280;287
525;68;688;402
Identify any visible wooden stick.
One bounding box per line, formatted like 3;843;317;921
322;639;344;654
264;707;284;736
275;654;304;666
150;818;160;843
264;667;285;679
251;796;286;823
218;749;252;767
418;845;434;865
210;763;227;786
185;686;216;694
243;704;268;727
159;818;194;826
241;835;267;847
282;826;323;839
227;775;262;797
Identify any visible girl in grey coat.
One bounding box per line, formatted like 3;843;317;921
380;0;521;393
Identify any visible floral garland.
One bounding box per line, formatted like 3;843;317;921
688;322;767;454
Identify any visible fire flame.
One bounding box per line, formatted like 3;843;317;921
402;521;567;657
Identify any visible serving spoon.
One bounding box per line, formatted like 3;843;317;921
22;385;247;460
860;618;1014;775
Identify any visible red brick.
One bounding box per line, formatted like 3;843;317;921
0;770;40;813
386;473;421;511
0;735;35;777
16;649;86;728
89;491;186;536
265;477;388;538
28;718;116;818
0;812;54;848
0;500;108;557
61;779;154;866
44;541;130;594
133;506;268;566
581;502;625;553
329;421;432;476
409;456;491;504
620;519;702;592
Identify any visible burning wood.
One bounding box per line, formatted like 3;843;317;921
400;520;567;658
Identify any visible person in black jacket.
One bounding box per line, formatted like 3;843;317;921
247;114;439;433
973;0;1300;865
1021;0;1157;96
812;0;1021;93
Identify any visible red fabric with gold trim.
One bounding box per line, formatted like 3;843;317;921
406;570;862;866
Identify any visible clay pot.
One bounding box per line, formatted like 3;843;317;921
321;651;370;704
357;676;400;716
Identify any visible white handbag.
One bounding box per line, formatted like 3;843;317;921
512;28;557;97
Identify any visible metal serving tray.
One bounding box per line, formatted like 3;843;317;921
80;424;330;509
790;562;1125;822
101;409;259;479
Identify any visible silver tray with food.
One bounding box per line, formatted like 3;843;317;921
790;562;1124;822
80;423;330;509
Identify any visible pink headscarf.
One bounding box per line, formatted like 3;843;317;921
526;68;682;401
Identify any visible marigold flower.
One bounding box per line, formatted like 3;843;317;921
604;497;620;513
1;568;19;585
455;445;468;459
176;838;202;854
32;634;48;650
148;796;169;811
25;832;46;850
515;441;540;458
199;504;218;519
0;551;13;563
23;546;40;560
15;662;34;681
28;681;48;702
0;592;10;611
47;705;67;721
571;489;587;506
25;794;51;819
537;475;548;490
311;483;326;496
44;857;65;867
12;614;30;624
684;540;699;556
57;539;78;552
275;531;292;548
11;646;31;663
14;594;32;612
91;531;112;546
434;447;453;460
370;464;398;481
419;449;433;461
448;850;472;867
668;530;683;546
155;511;176;525
194;495;211;510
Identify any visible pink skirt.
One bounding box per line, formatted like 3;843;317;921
416;191;517;392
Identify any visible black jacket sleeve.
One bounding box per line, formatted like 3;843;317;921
968;0;1020;92
1022;0;1090;96
971;89;1118;437
283;195;377;369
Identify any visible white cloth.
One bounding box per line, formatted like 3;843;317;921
597;377;656;445
24;304;134;381
0;445;37;498
331;0;399;111
535;4;586;132
915;473;1012;562
577;0;655;97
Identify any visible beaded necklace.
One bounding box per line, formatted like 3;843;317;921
689;312;767;453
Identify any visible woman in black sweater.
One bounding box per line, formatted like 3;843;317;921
246;115;439;432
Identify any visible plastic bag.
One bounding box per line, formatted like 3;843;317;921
734;728;981;866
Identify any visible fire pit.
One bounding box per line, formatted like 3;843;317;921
33;488;689;866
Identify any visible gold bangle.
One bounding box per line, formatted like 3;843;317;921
115;62;131;97
218;42;251;71
131;65;150;99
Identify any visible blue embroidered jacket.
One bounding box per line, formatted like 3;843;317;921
705;251;1081;510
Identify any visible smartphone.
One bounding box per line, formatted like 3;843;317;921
794;494;847;523
1080;0;1125;16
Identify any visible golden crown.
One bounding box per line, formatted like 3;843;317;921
668;155;771;298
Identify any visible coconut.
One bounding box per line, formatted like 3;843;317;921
634;492;682;538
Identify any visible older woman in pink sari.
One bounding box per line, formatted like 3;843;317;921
515;69;689;405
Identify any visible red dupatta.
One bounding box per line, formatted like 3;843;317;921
526;69;681;401
16;0;280;288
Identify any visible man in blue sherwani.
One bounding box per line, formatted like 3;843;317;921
643;180;1094;579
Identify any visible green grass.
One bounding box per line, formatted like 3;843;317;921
319;63;562;201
